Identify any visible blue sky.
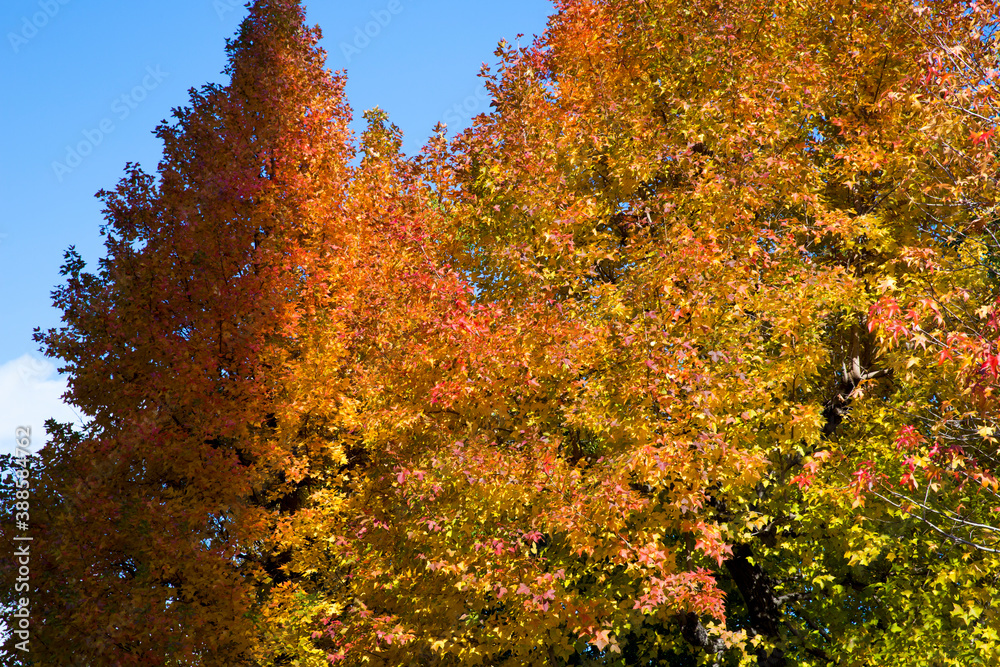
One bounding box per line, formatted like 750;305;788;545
0;0;554;455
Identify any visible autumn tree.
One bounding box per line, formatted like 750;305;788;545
280;0;1000;665
427;0;1000;664
1;1;354;664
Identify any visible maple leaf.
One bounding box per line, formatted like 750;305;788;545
592;629;612;651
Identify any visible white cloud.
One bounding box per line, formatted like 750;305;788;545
0;354;84;457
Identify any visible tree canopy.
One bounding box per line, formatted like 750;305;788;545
3;0;999;665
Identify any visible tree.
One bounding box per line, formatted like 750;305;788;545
427;0;1000;664
1;1;354;663
3;0;998;665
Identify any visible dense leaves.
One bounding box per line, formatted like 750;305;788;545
2;0;998;665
